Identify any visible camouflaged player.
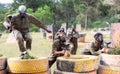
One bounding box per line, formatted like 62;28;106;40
66;27;79;55
49;32;66;68
81;33;104;55
4;5;51;57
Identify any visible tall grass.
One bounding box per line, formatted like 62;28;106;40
0;32;52;57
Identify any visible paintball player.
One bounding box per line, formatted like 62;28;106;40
80;33;105;55
3;5;51;58
55;27;71;56
66;26;79;55
49;29;70;68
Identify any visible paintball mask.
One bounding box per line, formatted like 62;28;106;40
8;15;12;21
18;5;26;18
94;33;103;43
59;36;66;42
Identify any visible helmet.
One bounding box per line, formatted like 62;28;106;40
94;32;103;39
18;5;26;13
94;32;103;43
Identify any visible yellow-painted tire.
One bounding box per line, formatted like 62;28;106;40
100;54;120;67
0;56;7;70
57;55;99;73
8;57;48;73
54;69;97;74
0;69;7;74
8;70;51;74
98;65;120;74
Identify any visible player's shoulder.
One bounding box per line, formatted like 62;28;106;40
26;13;33;17
90;41;95;46
12;13;19;17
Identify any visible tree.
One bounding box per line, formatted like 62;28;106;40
27;6;54;32
34;5;54;25
2;0;119;31
74;0;101;30
101;0;120;22
52;0;76;27
103;0;120;10
12;0;53;11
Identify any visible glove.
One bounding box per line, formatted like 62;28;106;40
64;50;71;57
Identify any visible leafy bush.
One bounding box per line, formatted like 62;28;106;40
108;47;120;55
91;21;106;28
33;5;54;25
21;52;35;59
27;8;33;14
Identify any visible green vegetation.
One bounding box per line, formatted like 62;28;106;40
0;0;120;32
21;52;36;59
108;47;120;55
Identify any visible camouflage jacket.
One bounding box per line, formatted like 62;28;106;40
70;31;79;44
11;13;47;33
52;39;66;57
81;41;104;55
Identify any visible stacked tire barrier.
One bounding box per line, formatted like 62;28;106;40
7;57;50;74
77;33;86;42
8;70;50;74
0;56;7;74
54;55;99;74
99;54;120;74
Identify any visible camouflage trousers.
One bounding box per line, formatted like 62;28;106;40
71;44;78;55
12;29;32;52
48;54;64;68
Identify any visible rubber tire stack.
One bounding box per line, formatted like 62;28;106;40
54;55;99;74
8;70;50;74
0;56;7;74
7;57;50;74
99;54;120;74
77;33;86;42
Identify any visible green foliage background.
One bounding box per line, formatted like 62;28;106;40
0;0;120;31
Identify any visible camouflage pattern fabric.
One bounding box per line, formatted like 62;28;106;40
81;41;104;55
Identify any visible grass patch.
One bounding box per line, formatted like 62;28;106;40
0;32;52;57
